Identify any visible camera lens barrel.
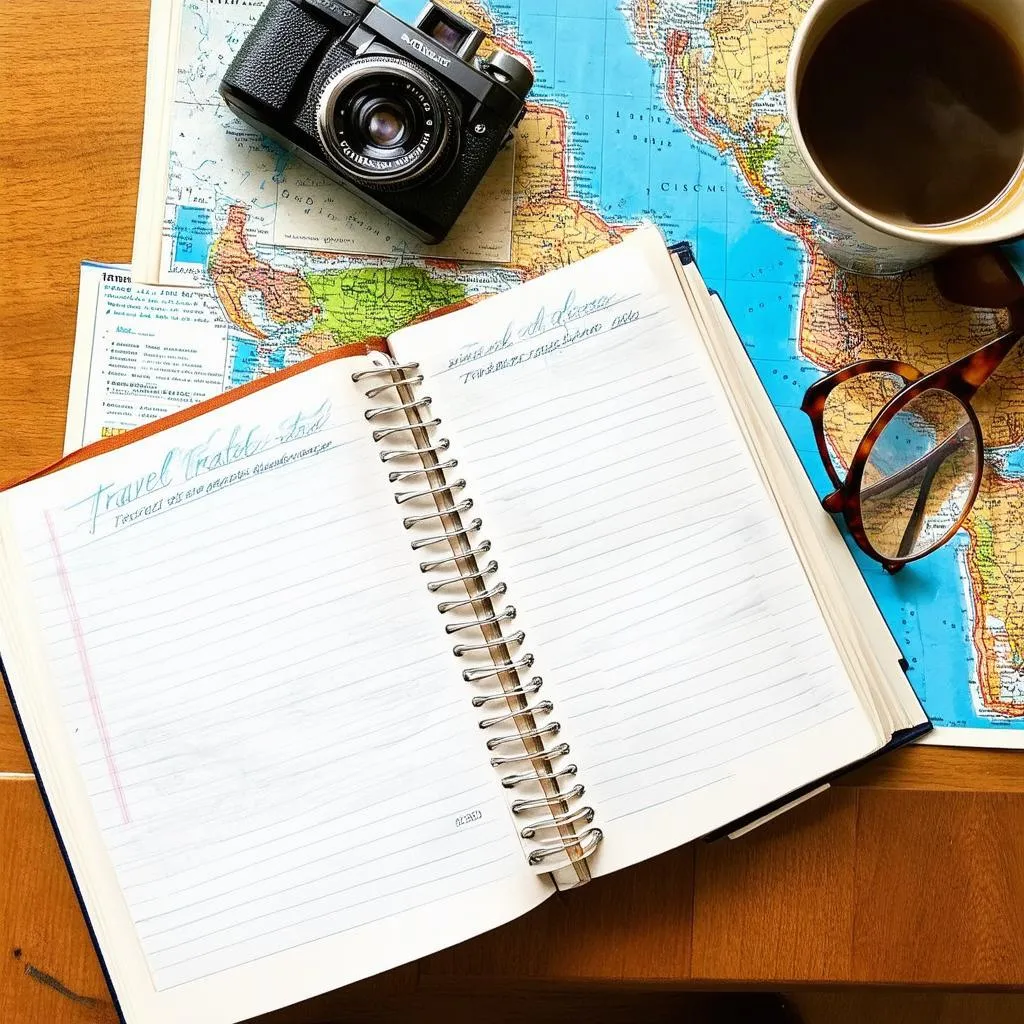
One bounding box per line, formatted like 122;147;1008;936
316;57;459;190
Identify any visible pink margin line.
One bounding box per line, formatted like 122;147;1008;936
44;511;130;825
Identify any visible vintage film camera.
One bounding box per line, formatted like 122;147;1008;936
220;0;534;243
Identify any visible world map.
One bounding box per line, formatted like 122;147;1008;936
161;0;1024;742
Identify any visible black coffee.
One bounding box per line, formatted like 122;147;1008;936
798;0;1024;225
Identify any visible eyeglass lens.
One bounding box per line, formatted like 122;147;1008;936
859;389;980;561
822;371;907;480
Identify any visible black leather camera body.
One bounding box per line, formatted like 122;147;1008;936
219;0;534;243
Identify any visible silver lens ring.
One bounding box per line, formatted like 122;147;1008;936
317;57;457;189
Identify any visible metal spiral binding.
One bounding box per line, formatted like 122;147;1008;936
354;359;603;876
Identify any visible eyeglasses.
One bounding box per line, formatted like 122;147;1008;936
802;245;1024;573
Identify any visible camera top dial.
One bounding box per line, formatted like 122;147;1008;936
478;48;534;97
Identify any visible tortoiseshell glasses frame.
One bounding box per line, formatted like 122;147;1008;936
801;246;1024;573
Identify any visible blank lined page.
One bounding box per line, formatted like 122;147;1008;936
389;227;879;877
0;356;547;1020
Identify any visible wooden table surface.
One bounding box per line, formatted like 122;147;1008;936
1;2;1023;1021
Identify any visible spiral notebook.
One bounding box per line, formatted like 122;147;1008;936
0;226;928;1024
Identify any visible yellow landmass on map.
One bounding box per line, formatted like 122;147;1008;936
800;245;1022;448
207;207;314;339
512;104;628;273
658;0;803;195
629;0;660;39
684;0;808;136
443;0;493;30
442;0;516;62
964;474;1024;717
442;2;627;272
442;1;627;271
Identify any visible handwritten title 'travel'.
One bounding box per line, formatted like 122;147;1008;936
68;401;332;534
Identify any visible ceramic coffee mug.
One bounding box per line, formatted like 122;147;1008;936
780;0;1024;276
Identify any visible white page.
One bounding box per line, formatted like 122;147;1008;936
65;263;243;454
389;227;880;877
674;260;913;737
0;355;549;1024
131;0;178;284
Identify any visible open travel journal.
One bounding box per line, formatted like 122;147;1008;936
0;226;928;1024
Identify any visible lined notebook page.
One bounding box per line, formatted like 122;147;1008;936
0;356;548;1023
390;227;880;877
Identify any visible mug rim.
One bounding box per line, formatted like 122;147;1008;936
785;0;1024;248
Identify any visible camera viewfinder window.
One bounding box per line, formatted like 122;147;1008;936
421;10;470;52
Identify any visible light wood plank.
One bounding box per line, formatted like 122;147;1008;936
0;0;147;485
0;694;31;775
851;790;1024;985
0;781;118;1024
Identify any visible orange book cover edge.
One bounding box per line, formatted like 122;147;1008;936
2;339;391;492
2;282;495;494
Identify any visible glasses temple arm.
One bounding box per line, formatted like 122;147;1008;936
944;328;1022;398
895;457;942;560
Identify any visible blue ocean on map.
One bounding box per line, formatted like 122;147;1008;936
994;447;1024;478
386;0;992;730
230;339;260;388
173;205;215;266
229;338;297;385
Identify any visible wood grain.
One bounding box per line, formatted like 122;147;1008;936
851;790;1024;985
0;703;31;775
0;774;1017;1024
0;781;118;1024
692;787;1024;987
0;0;149;772
839;745;1024;793
691;788;860;984
0;0;147;482
789;990;1024;1024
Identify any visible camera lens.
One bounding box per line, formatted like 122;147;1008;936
365;104;406;148
317;58;459;190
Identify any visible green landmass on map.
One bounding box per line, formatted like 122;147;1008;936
304;268;468;348
746;130;781;178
